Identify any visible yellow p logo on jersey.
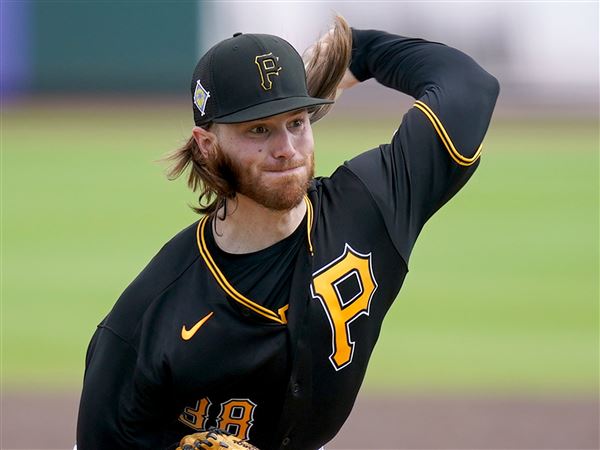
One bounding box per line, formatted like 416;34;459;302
311;244;378;371
255;53;282;90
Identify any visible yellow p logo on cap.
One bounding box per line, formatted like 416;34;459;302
255;53;282;91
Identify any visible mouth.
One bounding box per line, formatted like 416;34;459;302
263;165;305;175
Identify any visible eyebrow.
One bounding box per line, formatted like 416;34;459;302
245;110;307;127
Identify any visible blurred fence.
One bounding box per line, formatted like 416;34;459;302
1;1;598;113
1;2;197;95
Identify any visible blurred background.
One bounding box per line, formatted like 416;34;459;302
2;1;598;449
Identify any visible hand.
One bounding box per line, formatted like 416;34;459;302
302;15;354;122
335;69;360;99
304;24;359;100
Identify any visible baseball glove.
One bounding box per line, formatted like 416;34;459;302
176;428;260;450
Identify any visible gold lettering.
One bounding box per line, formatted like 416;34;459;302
178;397;211;430
311;245;378;370
254;53;282;90
216;399;257;439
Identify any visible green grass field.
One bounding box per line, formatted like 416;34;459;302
2;103;598;394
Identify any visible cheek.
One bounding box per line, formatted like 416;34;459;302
296;132;314;156
238;149;268;180
222;137;263;164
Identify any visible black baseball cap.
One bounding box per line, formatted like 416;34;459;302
191;32;333;126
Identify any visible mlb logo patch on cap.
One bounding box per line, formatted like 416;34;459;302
194;80;210;116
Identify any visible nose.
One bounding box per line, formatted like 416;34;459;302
270;129;296;159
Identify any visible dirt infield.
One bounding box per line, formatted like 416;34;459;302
1;391;598;449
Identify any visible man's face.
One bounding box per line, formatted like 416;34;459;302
212;109;315;211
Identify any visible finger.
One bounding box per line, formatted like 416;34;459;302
338;70;360;90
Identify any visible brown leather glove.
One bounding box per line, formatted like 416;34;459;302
176;428;260;450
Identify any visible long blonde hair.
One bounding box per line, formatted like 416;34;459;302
163;15;352;215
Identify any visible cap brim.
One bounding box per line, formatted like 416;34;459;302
213;96;334;124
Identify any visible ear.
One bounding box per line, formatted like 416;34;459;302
192;126;217;158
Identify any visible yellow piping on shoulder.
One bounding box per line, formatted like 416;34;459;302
413;100;482;167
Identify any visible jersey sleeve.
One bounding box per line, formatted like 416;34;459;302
76;324;175;449
77;224;201;449
344;29;500;263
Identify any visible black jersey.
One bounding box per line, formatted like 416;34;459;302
207;213;307;312
77;29;499;450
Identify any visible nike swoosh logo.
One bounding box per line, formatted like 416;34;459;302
181;312;214;341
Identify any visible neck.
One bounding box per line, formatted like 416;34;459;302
212;194;307;254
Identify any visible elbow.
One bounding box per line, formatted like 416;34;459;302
475;69;500;106
484;72;500;102
456;68;499;123
447;69;500;159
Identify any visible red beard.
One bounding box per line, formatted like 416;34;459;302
212;148;314;211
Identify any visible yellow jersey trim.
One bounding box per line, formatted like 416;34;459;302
303;195;314;255
196;216;287;324
277;304;290;323
413;100;482;167
195;197;314;325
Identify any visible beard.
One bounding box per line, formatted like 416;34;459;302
212;147;314;211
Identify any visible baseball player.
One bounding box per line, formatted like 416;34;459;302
76;17;498;450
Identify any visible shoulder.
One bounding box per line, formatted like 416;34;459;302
308;162;385;223
310;151;385;200
102;220;202;341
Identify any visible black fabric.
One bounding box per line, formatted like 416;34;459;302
346;28;499;261
206;215;306;311
191;33;332;126
77;28;499;450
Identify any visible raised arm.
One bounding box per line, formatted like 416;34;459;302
349;28;499;157
343;28;500;262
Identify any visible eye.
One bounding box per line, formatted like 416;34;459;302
288;118;305;130
249;125;268;134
